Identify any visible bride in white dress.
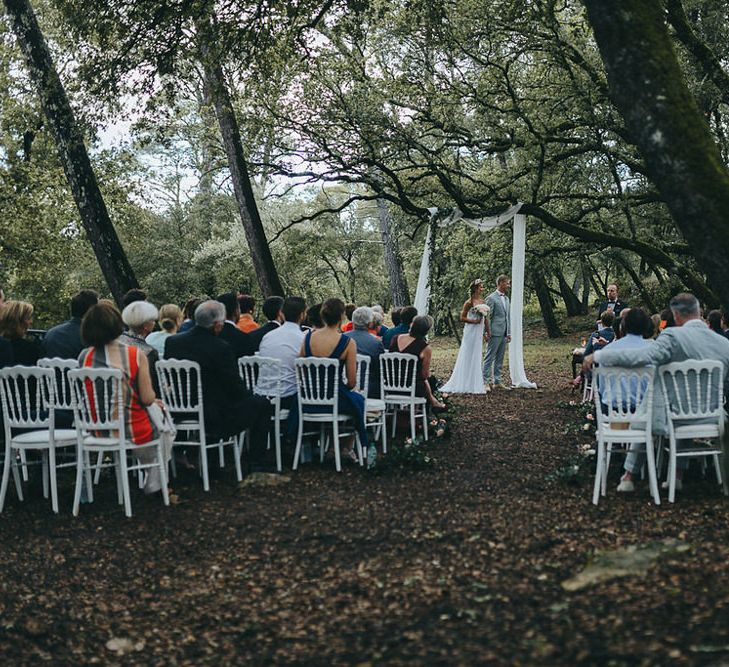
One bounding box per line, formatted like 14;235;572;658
441;279;492;394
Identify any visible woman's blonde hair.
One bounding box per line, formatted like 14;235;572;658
0;301;33;340
158;304;183;332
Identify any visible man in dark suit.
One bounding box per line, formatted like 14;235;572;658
248;296;284;352
598;283;628;319
164;300;274;473
216;292;255;357
41;290;98;359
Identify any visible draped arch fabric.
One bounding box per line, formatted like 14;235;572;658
414;203;537;389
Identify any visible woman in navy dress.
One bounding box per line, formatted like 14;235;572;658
300;298;368;458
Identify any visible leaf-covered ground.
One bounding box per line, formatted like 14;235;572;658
1;337;728;665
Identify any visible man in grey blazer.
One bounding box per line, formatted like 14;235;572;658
583;293;729;493
483;275;511;388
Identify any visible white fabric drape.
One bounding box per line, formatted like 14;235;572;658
413;203;536;389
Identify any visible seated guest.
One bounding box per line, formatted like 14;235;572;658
0;300;40;366
0;335;13;368
349;306;385;398
258;297;307;410
79;300;169;494
120;301;160;389
146;304;183;358
248;296;284;352
216;292;254;357
659;307;675;331
707;309;724;336
236;294;258;333
41;289;98;359
369;306;388;338
122;288;147;308
721;311;729;340
178;298;202;334
164;300;274;472
299;298;369;459
383;305;417;349
584;293;729;495
584;310;616;355
341;303;356;332
303;303;323;331
389;315;446;409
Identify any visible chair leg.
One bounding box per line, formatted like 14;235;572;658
668;442;677;504
292;419;305;470
42;450;49;499
169;450;177;479
84;451;94;503
19;450;29;482
592;441;604;505
48;446;59;514
381;417;387;454
119;449;132;518
158;444;170;507
0;445;14;512
11;456;22;502
218;442;225;468
114;451;124;505
274;417;282;472
422;408;428;441
73;448;85;517
200;442;210;492
391;407;397;438
645;437;661;506
713;453;723;486
333;420;341;472
233;436;243;482
409;405;416;441
355;431;364;467
94;451;104;485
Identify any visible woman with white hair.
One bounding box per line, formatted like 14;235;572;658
369;305;388;339
120;300;160;389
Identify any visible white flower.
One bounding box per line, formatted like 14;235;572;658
473;303;491;318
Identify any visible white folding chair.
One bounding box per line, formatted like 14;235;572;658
592;366;658;505
659;360;726;503
292;357;363;472
238;356;288;472
582;373;594;403
68;367;169;517
156;359;242;491
380;352;428;441
354;354;387;453
0;366;77;513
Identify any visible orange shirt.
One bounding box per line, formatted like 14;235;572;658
237;313;258;333
342;321;354;332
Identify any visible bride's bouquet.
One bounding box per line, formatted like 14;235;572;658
473;303;491;319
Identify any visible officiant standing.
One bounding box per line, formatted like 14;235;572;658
483;275;511;389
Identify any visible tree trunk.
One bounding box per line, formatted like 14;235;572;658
614;253;658;313
4;0;138;304
579;260;591;315
376;198;410;306
532;269;562;338
583;0;729;307
196;19;283;298
555;268;583;316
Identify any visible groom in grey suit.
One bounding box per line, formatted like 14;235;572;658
483;275;511;388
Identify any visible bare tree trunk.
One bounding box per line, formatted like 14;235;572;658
555;267;583;316
376;198;410;306
196;18;283;297
4;0;138;304
532;269;562;338
583;0;729;307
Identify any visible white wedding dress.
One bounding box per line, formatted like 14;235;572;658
441;307;487;394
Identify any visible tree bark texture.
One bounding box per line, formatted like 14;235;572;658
4;0;138;304
531;269;562;338
555;267;583;317
583;0;729;307
376;198;410;306
197;22;283;298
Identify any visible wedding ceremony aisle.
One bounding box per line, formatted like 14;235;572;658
0;337;728;665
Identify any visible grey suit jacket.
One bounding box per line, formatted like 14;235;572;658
594;319;729;435
486;290;510;337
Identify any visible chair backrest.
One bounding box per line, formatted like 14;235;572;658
238;356;282;398
295;357;340;407
156;359;204;420
353;354;371;397
38;357;79;411
0;366;54;430
593;366;654;429
68;367;124;440
659;360;724;423
380;352;418;397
